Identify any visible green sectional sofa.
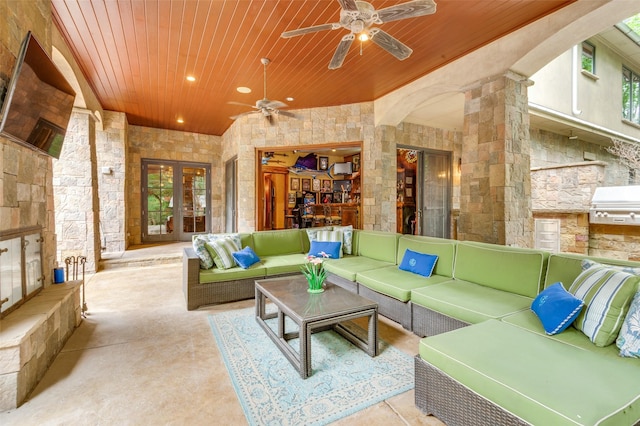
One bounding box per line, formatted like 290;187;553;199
183;228;640;425
415;251;640;426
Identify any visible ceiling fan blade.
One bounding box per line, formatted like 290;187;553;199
369;28;413;61
277;110;302;120
228;101;257;109
377;0;437;23
329;34;355;69
337;0;359;12
281;23;340;38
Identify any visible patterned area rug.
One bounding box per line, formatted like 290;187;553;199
208;307;414;426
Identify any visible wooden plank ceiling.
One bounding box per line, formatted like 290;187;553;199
51;0;574;136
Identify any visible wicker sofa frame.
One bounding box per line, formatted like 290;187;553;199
414;356;530;426
357;284;412;330
410;302;469;337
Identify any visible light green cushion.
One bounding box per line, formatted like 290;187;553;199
252;229;304;256
199;263;266;283
260;253;308;275
410;280;533;325
356;265;450;302
544;253;640;290
205;237;240;269
453;242;545;298
323;256;393;282
569;264;640;347
419;320;640;426
356;231;399;263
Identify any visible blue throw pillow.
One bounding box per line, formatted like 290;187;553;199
232;246;261;269
531;282;584;335
398;249;438;277
308;240;341;260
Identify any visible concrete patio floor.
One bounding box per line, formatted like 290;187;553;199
0;245;445;425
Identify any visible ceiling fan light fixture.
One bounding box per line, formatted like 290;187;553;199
358;32;369;42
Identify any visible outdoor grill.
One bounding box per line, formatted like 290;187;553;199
589;185;640;226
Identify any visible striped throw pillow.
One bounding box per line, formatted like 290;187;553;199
569;264;639;347
315;229;344;258
205;237;240;269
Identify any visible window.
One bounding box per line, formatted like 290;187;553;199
581;41;595;73
623;67;640;124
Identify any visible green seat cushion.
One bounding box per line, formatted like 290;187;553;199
502;310;640;362
419;320;640;426
323;256;393;282
356;265;450;302
199;264;266;283
410;280;532;324
260;253;308;275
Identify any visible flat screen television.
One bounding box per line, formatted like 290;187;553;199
0;31;76;159
333;162;352;175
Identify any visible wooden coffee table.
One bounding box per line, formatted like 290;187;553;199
255;275;378;379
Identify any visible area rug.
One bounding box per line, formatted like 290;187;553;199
208;307;414;426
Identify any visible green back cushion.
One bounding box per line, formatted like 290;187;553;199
356;231;399;263
454;242;545;298
545;253;640;290
397;236;456;277
251;229;303;256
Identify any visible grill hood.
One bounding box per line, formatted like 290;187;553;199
589;185;640;226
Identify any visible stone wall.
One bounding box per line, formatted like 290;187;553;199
589;224;640;261
96;111;128;252
221;103;384;231
530;128;630;186
0;0;56;286
531;161;606;212
126;125;221;245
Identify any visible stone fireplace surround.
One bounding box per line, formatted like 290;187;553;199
0;281;82;411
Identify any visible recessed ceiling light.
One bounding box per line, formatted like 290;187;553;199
237;86;252;94
177;118;184;124
286;97;294;102
186;75;196;82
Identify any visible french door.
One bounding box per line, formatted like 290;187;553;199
142;159;211;242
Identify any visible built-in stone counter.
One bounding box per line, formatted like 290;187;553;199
0;281;82;411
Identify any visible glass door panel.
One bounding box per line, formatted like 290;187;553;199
0;237;23;314
24;233;43;295
182;167;207;234
144;163;175;240
421;152;451;238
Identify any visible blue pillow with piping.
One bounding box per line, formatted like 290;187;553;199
308;240;341;260
232;246;261;269
398;249;438;277
531;282;584;335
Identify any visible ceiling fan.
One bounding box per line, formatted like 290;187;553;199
281;0;437;69
228;58;301;125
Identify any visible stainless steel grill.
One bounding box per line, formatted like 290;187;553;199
589;185;640;226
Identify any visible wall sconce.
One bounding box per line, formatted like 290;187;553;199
457;158;462;173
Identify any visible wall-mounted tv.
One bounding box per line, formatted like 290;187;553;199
0;31;76;159
333;162;352;175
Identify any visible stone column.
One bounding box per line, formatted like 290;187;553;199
458;71;533;247
53;110;100;272
96;111;128;253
